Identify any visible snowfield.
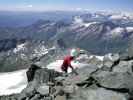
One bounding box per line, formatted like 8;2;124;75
46;54;104;73
47;60;89;73
0;69;28;95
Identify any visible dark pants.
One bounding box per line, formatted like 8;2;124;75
61;66;68;73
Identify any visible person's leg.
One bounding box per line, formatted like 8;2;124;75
62;68;68;77
64;68;68;73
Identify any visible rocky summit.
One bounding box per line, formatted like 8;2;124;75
0;50;133;100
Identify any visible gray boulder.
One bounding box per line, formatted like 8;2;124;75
103;54;114;70
18;81;38;100
36;83;49;95
30;94;40;100
88;56;103;68
32;68;62;84
63;85;75;94
93;71;133;91
69;88;127;100
103;53;119;62
119;53;129;61
55;95;66;100
113;60;133;73
63;65;98;85
102;53;120;71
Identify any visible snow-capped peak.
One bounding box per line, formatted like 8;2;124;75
33;45;48;58
13;43;27;53
112;27;125;33
109;15;128;20
74;16;84;24
73;16;98;27
107;27;125;38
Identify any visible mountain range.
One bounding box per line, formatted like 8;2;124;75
0;11;133;72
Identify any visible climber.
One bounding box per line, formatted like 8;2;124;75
61;48;79;75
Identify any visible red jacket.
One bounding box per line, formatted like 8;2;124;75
61;56;74;71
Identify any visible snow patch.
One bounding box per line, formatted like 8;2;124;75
95;56;104;61
0;69;28;95
13;43;26;53
74;16;83;24
89;55;104;61
33;46;48;57
74;16;98;27
108;27;124;37
47;60;88;73
83;22;98;27
112;27;125;33
109;14;128;20
126;27;133;33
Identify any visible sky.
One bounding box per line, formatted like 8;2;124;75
0;0;133;12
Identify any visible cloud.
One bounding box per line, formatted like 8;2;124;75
76;8;83;11
27;5;33;8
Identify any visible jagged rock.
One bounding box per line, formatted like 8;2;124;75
0;94;19;100
76;55;88;64
103;57;114;70
93;71;133;91
88;56;103;68
43;96;53;100
21;67;62;100
63;65;98;85
33;68;62;84
27;66;62;84
36;84;49;95
102;62;113;71
111;53;120;62
18;81;38;100
104;53;119;62
119;53;129;61
34;61;46;68
55;95;66;100
3;51;133;100
102;53;120;71
113;60;133;73
30;94;40;100
63;85;75;94
55;76;66;82
69;88;127;100
53;85;64;96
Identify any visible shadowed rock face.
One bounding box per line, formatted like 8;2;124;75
26;64;41;82
26;64;62;83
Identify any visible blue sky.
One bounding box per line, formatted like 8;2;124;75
0;0;133;12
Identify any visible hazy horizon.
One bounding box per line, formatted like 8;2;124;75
0;0;133;12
